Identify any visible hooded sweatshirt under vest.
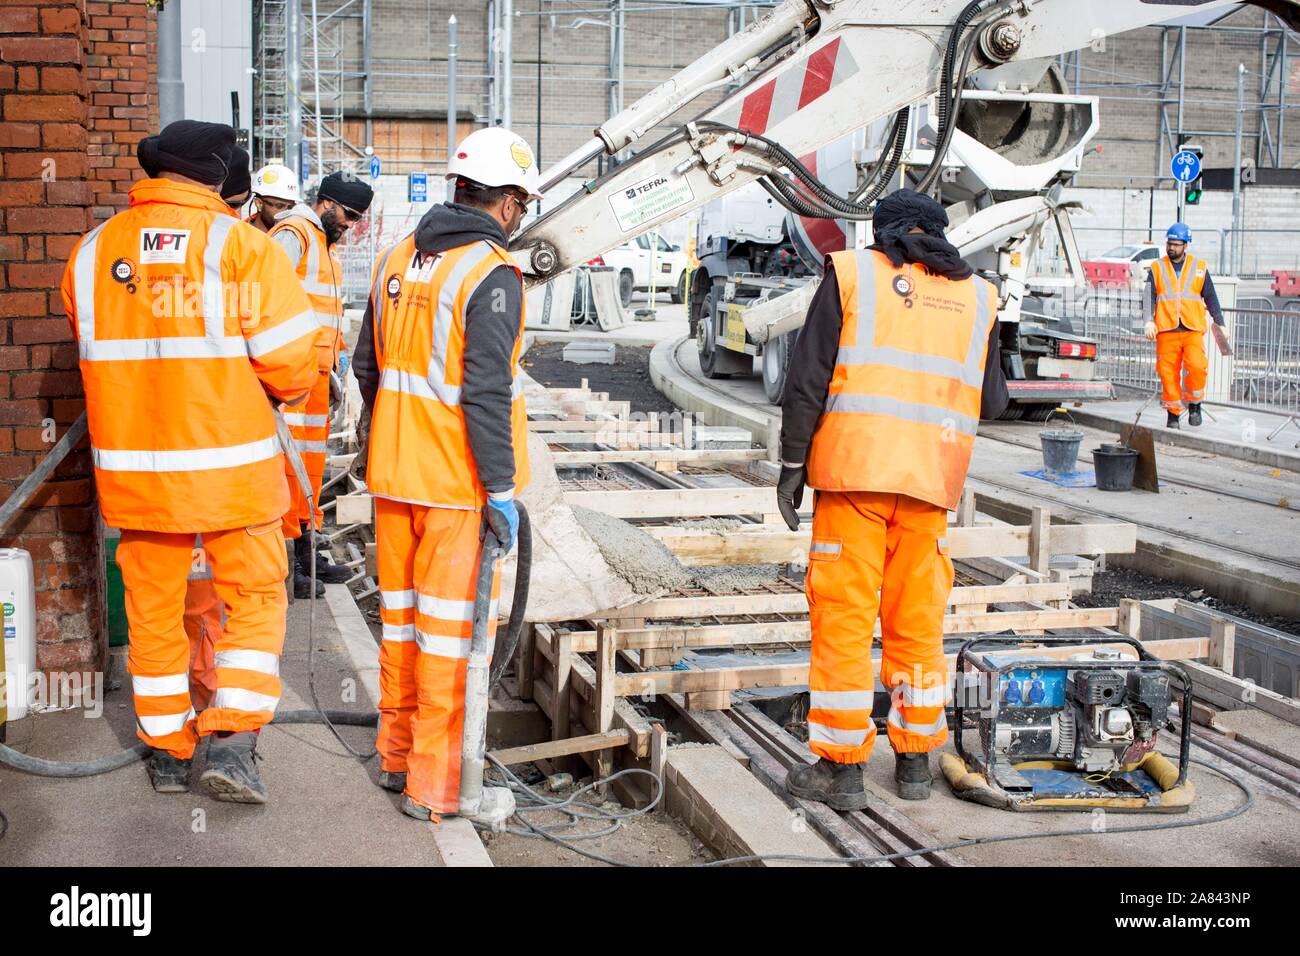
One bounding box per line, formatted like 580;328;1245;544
352;202;523;496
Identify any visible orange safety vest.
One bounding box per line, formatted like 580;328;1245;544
366;234;531;509
1151;255;1209;332
806;248;997;512
61;178;320;532
269;210;346;366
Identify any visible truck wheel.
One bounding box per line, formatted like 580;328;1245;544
762;330;796;404
618;270;634;308
671;272;686;304
997;404;1026;421
696;290;731;379
1023;403;1059;422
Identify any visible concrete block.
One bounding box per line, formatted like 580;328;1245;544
664;744;843;866
562;341;616;365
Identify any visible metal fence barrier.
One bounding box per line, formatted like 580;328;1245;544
1048;290;1300;414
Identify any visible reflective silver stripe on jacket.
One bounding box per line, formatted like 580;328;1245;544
370;243;397;357
71;220;111;342
824;393;979;435
379;365;525;407
427;241;500;390
809;689;872;711
246;309;318;359
93;435;281;472
807;721;870;747
74;215;251;362
838;249;992;389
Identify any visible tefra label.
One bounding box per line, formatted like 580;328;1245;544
607;173;695;233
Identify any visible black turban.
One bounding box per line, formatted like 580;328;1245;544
869;188;972;280
317;172;374;214
221;145;252;202
137;120;236;187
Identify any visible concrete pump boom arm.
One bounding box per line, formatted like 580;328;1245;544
511;0;1300;286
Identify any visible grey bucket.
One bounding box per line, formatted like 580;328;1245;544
1094;444;1139;491
1038;409;1084;475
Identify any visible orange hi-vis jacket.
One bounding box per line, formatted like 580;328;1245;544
61;178;321;533
268;208;345;368
806;248;997;512
1151;255;1209;332
366;234;531;509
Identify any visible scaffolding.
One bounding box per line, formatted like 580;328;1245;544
254;0;368;182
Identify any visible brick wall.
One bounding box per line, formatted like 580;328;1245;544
0;0;156;678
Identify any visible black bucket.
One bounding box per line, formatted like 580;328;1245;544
1094;444;1139;491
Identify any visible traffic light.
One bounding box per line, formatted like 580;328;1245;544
1180;142;1204;205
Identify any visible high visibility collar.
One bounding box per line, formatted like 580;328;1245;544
128;177;232;216
276;202;326;235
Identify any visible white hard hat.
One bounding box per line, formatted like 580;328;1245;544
447;127;543;201
252;164;301;203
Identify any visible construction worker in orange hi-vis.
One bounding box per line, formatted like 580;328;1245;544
351;127;539;821
247;163;301;234
776;189;1009;807
269;171;374;599
62;120;320;803
1143;222;1231;429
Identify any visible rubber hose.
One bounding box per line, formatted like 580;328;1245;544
0;709;381;778
0;506;533;779
0;741;150;778
489;502;531;691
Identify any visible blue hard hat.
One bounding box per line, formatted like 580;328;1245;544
1167;222;1192;242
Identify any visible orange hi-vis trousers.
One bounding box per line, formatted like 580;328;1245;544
806;490;952;764
1156;328;1207;415
183;569;223;713
282;368;331;538
117;520;289;759
374;497;501;817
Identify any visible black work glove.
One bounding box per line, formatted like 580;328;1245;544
776;463;806;531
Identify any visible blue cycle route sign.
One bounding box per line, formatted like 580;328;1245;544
1171;150;1201;183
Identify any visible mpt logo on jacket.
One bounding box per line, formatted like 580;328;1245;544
139;229;191;264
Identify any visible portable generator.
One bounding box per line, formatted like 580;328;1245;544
941;636;1195;811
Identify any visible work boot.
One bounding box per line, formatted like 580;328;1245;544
293;568;325;599
147;750;192;794
785;757;869;811
1187;403;1202;427
1166;410;1180;430
894;752;933;801
200;731;268;804
400;795;433;821
379;771;407;793
294;537;350;586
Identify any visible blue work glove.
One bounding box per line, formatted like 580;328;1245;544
485;495;519;552
337;352;350;378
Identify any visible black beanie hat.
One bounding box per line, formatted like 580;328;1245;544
317;171;374;213
137;120;236;186
221;145;252;201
